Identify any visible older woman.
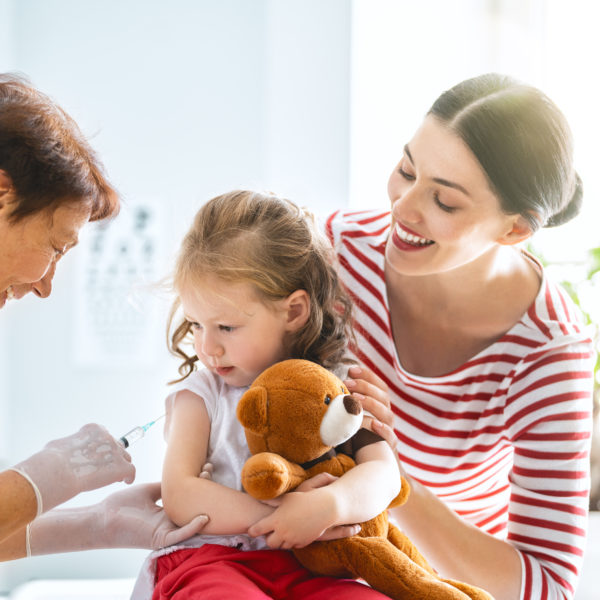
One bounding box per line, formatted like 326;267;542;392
0;74;207;560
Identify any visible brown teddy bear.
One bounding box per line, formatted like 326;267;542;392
237;359;494;600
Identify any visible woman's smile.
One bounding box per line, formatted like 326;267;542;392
391;222;435;250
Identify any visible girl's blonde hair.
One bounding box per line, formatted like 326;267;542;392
167;190;353;381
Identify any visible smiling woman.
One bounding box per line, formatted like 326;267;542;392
326;73;595;600
385;115;535;280
0;73;119;308
0;200;91;305
0;73;209;566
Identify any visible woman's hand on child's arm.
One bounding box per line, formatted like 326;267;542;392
345;365;398;452
26;482;210;555
97;482;209;549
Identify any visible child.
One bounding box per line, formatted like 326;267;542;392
133;190;401;599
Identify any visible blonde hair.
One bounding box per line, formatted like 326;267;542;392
168;190;353;381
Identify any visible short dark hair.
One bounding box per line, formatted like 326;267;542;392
0;73;119;222
429;73;581;231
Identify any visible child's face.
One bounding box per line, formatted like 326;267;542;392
180;277;292;388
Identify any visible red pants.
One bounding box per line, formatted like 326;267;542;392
153;544;390;599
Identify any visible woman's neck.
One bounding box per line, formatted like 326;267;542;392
387;246;537;323
384;245;541;376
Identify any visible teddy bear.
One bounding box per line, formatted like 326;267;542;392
237;359;494;600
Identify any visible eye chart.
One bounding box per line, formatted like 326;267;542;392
72;200;166;368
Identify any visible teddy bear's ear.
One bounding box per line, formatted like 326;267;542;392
237;386;268;433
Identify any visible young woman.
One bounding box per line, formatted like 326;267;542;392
328;73;594;600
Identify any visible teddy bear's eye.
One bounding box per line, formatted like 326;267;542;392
324;395;332;405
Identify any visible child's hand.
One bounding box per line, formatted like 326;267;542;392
199;462;213;479
248;483;360;549
248;487;337;548
345;365;398;452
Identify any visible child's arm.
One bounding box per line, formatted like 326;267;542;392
162;389;273;533
247;438;400;548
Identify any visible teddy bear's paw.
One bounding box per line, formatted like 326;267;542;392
442;579;495;600
241;452;299;500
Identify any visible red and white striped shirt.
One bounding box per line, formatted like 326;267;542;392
326;209;595;600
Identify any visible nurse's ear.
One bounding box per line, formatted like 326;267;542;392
497;214;535;246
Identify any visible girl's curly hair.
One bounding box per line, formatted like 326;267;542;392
167;190;353;382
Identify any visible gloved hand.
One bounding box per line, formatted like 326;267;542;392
27;482;209;555
97;482;209;549
12;423;135;514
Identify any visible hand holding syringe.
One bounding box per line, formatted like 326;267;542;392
119;414;165;448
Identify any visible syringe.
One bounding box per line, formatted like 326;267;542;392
119;414;165;448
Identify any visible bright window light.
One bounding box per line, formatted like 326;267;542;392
350;0;599;264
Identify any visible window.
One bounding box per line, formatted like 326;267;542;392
349;0;599;264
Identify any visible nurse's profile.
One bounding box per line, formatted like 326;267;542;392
0;73;207;560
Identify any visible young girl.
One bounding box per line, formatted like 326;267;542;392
133;190;401;599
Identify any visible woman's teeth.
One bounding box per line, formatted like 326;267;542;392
395;224;434;246
6;286;14;300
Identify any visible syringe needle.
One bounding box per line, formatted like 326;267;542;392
119;414;166;448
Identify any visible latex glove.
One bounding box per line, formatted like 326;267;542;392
28;482;209;555
12;423;135;515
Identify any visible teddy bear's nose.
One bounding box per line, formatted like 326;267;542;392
343;395;361;415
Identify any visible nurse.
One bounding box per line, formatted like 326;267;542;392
0;74;207;560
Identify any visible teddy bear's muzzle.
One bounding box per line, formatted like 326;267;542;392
320;393;364;447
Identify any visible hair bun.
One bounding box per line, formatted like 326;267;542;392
545;173;583;228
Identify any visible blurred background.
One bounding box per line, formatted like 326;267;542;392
0;0;598;597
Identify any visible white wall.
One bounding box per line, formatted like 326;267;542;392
0;0;351;592
0;0;15;498
349;0;497;207
263;0;350;218
349;0;600;263
0;0;15;72
349;0;553;208
0;0;14;73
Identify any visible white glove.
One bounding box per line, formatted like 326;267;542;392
12;423;135;515
27;482;209;555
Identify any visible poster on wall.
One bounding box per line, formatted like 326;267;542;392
72;199;167;368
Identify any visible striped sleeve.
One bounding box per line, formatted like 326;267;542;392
325;209;596;600
505;339;594;600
